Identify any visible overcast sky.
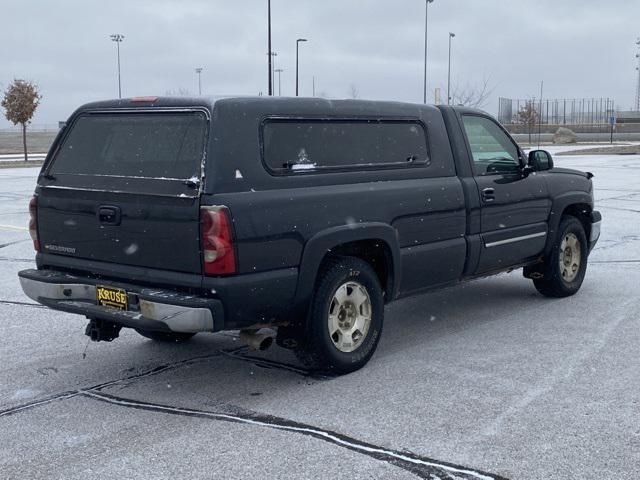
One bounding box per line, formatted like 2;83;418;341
1;0;639;128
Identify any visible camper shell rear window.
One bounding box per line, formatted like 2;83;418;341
42;110;208;197
49;111;207;180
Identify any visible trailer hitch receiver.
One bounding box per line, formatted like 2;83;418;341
85;318;122;342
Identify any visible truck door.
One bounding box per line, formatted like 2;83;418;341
460;114;551;273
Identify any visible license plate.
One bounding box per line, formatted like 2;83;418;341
96;286;128;311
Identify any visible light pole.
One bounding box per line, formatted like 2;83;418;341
296;38;308;97
275;68;283;96
195;68;203;95
423;0;434;104
447;32;455;105
267;0;273;96
269;52;278;92
635;38;640;111
110;34;125;99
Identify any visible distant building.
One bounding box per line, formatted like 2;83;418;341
615;111;640;124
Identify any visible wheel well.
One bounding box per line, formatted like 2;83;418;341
326;239;394;302
562;203;592;239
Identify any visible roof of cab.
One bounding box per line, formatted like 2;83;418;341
72;96;456;117
73;96;222;112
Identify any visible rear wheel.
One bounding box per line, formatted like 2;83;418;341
135;330;196;343
294;257;384;375
533;215;588;298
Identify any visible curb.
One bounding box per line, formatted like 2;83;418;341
0;161;44;169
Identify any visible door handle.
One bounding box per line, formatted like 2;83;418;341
482;188;496;202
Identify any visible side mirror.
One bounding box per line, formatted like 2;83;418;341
528;150;554;171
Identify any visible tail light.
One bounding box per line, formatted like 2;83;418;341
29;195;40;252
201;206;236;276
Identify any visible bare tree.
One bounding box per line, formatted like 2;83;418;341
348;84;359;99
1;79;42;162
517;100;539;144
449;76;495;109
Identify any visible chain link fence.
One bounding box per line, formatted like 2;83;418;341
498;97;616;126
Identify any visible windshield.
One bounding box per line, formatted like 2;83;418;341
49;112;207;180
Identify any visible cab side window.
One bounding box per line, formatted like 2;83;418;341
262;120;429;173
462;115;520;175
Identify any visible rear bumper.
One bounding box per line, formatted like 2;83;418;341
18;269;223;334
589;211;602;252
18;263;300;332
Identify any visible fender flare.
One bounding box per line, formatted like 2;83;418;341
545;191;593;255
293;223;402;309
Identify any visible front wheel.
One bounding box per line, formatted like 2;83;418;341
294;257;384;375
533;216;588;298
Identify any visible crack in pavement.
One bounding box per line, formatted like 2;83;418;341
0;239;29;249
221;349;328;379
0;299;46;309
0;343;321;420
80;390;508;480
591;259;640;264
597;192;640;202
0;256;34;263
0;345;250;418
0;344;509;479
592;235;640;252
0;339;327;417
596;205;640;214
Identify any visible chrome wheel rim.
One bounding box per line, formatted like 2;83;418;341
559;232;581;282
328;281;372;353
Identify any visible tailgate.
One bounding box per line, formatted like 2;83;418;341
36;110;208;275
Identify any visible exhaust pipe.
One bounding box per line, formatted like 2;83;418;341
239;329;274;351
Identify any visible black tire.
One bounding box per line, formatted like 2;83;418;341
135;330;196;343
534;215;588;298
294;256;384;375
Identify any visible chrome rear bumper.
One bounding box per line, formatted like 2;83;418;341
18;269;222;334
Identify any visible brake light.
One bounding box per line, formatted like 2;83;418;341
131;96;158;103
29;195;40;252
201;206;236;276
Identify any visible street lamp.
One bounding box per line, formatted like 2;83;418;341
296;38;308;97
447;32;455;105
269;52;278;92
195;68;203;95
635;38;640;111
275;68;284;96
110;34;125;99
423;0;434;104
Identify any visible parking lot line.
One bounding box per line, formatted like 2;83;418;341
0;224;28;232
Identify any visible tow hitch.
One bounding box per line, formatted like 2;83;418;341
85;318;122;342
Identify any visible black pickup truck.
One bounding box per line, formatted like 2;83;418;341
19;97;601;374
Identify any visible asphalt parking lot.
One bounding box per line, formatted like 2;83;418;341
0;152;638;480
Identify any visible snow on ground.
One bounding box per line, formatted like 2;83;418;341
0;155;639;480
0;153;46;162
523;141;640;155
